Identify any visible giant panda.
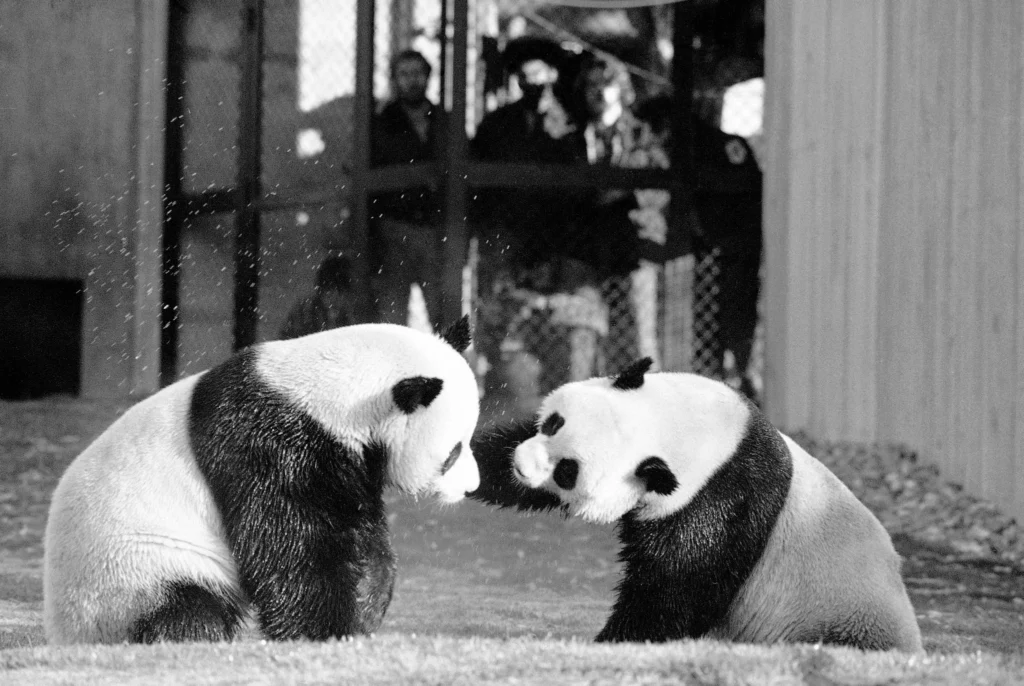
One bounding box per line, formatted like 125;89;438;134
471;358;922;651
44;318;481;645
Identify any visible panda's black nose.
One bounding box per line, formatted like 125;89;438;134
553;458;579;490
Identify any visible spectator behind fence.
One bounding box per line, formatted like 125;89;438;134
471;40;608;394
694;117;762;400
369;49;445;326
562;55;656;369
636;94;763;400
279;254;361;340
471;38;578;270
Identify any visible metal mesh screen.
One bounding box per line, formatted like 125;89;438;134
692;246;722;376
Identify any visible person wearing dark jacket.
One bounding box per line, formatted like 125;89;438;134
369;49;446;325
691;118;763;400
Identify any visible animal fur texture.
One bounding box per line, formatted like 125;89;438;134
44;320;479;644
471;359;922;651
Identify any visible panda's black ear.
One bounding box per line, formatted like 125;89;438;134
612;357;653;390
440;315;472;353
392;376;444;413
635;456;677;495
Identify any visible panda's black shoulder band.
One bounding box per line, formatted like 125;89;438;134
612;357;653;390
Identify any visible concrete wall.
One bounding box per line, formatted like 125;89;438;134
764;0;1024;522
0;1;165;397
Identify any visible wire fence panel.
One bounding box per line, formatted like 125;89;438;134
692;246;723;377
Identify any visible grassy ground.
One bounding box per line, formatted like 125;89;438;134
2;397;1024;684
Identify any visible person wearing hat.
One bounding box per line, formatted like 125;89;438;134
472;39;610;397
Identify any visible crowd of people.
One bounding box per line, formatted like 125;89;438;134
281;37;763;403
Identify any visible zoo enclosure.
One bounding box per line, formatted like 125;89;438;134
161;0;763;402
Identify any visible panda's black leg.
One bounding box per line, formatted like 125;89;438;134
355;541;397;633
130;580;245;644
469;419;564;512
240;513;397;641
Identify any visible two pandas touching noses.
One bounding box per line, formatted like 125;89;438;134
43;318;922;652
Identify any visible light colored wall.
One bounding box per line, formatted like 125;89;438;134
0;1;166;396
765;0;1024;521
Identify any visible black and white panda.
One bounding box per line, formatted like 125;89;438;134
44;318;480;645
471;358;922;651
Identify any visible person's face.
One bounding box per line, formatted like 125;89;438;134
394;58;429;104
519;59;558;88
517;59;558;109
583;71;620;119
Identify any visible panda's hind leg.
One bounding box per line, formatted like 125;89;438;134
129;580;245;644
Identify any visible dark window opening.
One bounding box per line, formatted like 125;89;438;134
0;278;83;399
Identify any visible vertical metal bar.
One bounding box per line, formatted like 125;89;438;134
440;0;469;326
439;0;449;109
671;1;694;190
352;0;375;316
668;0;694;257
234;0;265;350
160;0;186;385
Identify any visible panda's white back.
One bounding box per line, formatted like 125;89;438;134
712;434;922;649
43;321;482;645
44;374;238;645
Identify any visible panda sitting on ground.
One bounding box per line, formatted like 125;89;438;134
471;358;922;651
44;318;480;645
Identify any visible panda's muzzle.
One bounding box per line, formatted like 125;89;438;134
553;458;579;490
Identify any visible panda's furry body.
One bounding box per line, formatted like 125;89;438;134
471;359;922;651
44;320;480;644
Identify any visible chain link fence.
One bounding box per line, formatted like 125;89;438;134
471;4;764;415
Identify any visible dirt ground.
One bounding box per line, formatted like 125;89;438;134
1;398;1022;655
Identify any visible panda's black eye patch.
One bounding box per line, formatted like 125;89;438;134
553;458;579;490
440;442;462;475
392;376;444;414
540;412;565;437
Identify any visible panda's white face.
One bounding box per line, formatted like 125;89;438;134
512;372;750;524
257;322;480;503
381;362;481;503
